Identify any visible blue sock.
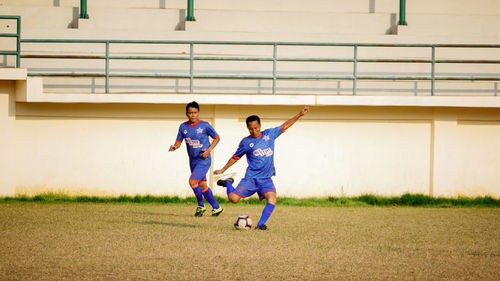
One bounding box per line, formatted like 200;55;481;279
257;203;275;226
225;182;235;195
202;188;220;209
192;185;204;207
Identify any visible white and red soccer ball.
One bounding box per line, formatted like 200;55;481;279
234;215;252;230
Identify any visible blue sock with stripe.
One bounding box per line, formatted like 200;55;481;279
192;185;204;207
225;182;235;195
202;188;220;209
257;203;275;226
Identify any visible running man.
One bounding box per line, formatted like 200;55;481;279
214;106;309;230
169;101;223;217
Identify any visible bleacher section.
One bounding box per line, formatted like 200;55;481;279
0;0;499;197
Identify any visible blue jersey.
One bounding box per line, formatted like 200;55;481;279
176;120;219;161
232;124;285;178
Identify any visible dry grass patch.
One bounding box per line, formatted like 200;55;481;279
0;203;498;280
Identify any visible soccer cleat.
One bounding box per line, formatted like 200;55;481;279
255;224;268;230
211;207;224;216
216;178;234;187
194;206;206;217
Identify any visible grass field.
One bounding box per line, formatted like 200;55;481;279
0;203;499;280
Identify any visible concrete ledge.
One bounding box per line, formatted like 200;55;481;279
0;69;27;80
20;87;500;108
317;95;500;108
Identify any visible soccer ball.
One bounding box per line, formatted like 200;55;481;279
234;215;252;230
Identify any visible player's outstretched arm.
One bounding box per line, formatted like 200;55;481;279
169;141;181;152
282;106;309;132
214;157;238;175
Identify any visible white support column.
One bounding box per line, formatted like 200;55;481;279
430;108;458;197
0;81;16;196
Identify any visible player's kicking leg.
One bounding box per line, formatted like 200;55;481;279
216;178;241;203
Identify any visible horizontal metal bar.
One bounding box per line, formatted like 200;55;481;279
19;39;500;48
194;56;273;61
22;55;106;59
28;73;106;77
0;16;21;19
111;55;190;60
278;58;354;62
20;54;500;65
27;73;500;81
359;59;431;63
0;51;18;55
0;33;19;38
434;77;500;81
357;76;431;80
435;59;500;64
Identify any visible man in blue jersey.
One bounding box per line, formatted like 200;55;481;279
214;106;309;230
169;101;223;217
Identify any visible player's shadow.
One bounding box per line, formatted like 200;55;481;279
141;220;198;228
131;212;183;217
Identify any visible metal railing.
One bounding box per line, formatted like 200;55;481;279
1;15;499;95
18;39;500;95
0;15;21;68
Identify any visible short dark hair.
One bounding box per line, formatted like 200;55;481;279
246;115;261;126
186;101;199;113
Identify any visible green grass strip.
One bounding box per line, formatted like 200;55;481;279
0;193;498;207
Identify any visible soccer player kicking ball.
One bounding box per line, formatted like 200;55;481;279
169;101;223;217
214;106;309;230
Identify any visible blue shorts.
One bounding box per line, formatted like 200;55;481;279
233;178;277;201
189;158;211;182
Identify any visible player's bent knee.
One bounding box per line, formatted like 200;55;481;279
189;179;199;188
265;192;277;205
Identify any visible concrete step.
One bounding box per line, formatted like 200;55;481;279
1;0;499;15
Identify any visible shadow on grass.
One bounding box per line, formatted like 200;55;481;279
131;212;184;217
141;220;198;228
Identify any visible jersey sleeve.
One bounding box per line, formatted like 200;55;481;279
268;123;286;140
175;124;184;143
232;139;248;160
206;123;219;139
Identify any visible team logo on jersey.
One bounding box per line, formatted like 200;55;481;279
197;128;203;134
263;135;270;141
249;143;254;148
253;147;273;157
185;137;203;148
183;130;187;134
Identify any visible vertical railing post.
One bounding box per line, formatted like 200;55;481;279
272;43;277;95
186;0;195;21
431;46;435;96
16;16;20;68
105;41;109;93
398;0;408;25
353;44;358;95
80;0;89;19
189;43;194;94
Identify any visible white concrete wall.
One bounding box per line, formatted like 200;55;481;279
1;85;499;197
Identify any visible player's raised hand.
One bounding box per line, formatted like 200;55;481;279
300;106;309;116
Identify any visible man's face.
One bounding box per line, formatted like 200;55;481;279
247;120;261;138
186;107;199;124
